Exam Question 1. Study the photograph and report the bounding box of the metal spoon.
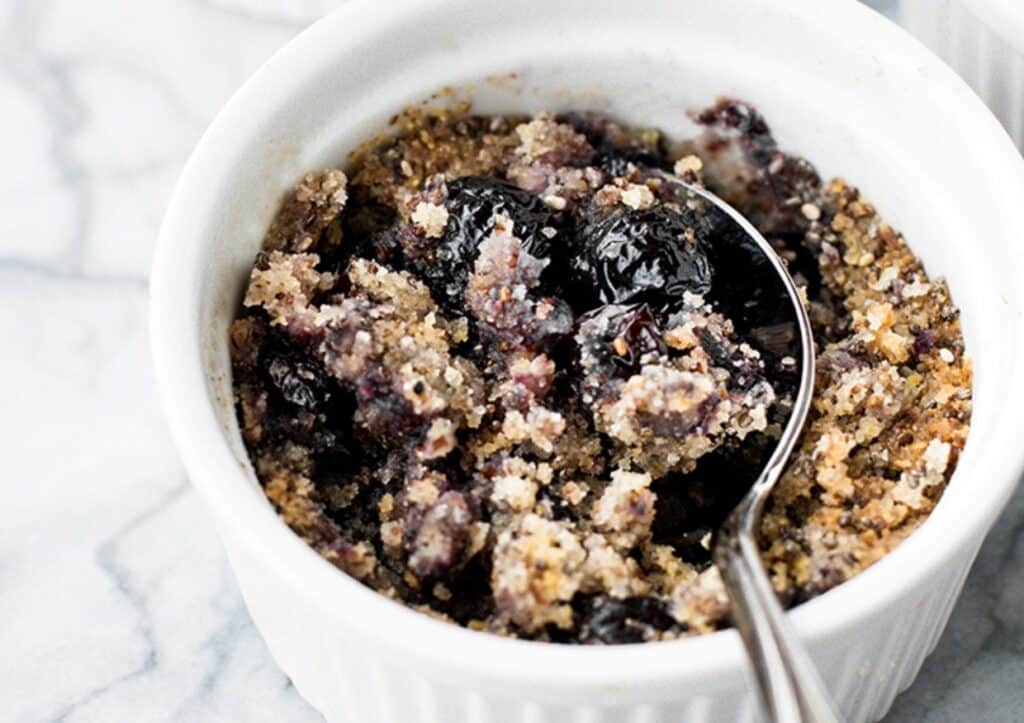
[680,182,842,723]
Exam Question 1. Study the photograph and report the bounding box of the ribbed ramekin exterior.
[221,522,981,723]
[902,0,1024,149]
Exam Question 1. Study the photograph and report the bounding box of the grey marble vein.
[50,484,190,723]
[2,0,92,274]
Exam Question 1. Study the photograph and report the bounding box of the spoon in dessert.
[680,182,841,723]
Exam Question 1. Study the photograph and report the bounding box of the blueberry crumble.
[229,100,972,642]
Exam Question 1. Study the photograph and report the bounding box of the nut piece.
[411,201,450,238]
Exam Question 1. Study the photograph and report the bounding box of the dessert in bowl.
[229,100,970,644]
[150,0,1024,720]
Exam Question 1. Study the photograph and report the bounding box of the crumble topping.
[230,99,971,642]
[263,169,348,254]
[491,513,587,631]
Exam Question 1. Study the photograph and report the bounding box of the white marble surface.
[2,1,1020,721]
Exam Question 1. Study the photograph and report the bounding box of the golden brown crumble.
[759,179,972,604]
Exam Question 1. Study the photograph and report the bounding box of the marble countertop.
[3,1,1021,721]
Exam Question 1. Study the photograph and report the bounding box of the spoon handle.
[716,532,843,723]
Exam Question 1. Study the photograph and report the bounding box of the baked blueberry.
[421,176,560,308]
[572,205,712,311]
[579,596,679,644]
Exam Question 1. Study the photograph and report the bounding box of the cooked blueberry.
[579,596,678,644]
[266,354,330,409]
[448,176,556,253]
[696,99,774,166]
[577,303,665,378]
[557,111,666,177]
[594,147,663,178]
[423,176,559,307]
[573,205,712,310]
[556,111,611,143]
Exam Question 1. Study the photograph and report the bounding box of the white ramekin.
[150,1,1024,720]
[902,0,1024,149]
